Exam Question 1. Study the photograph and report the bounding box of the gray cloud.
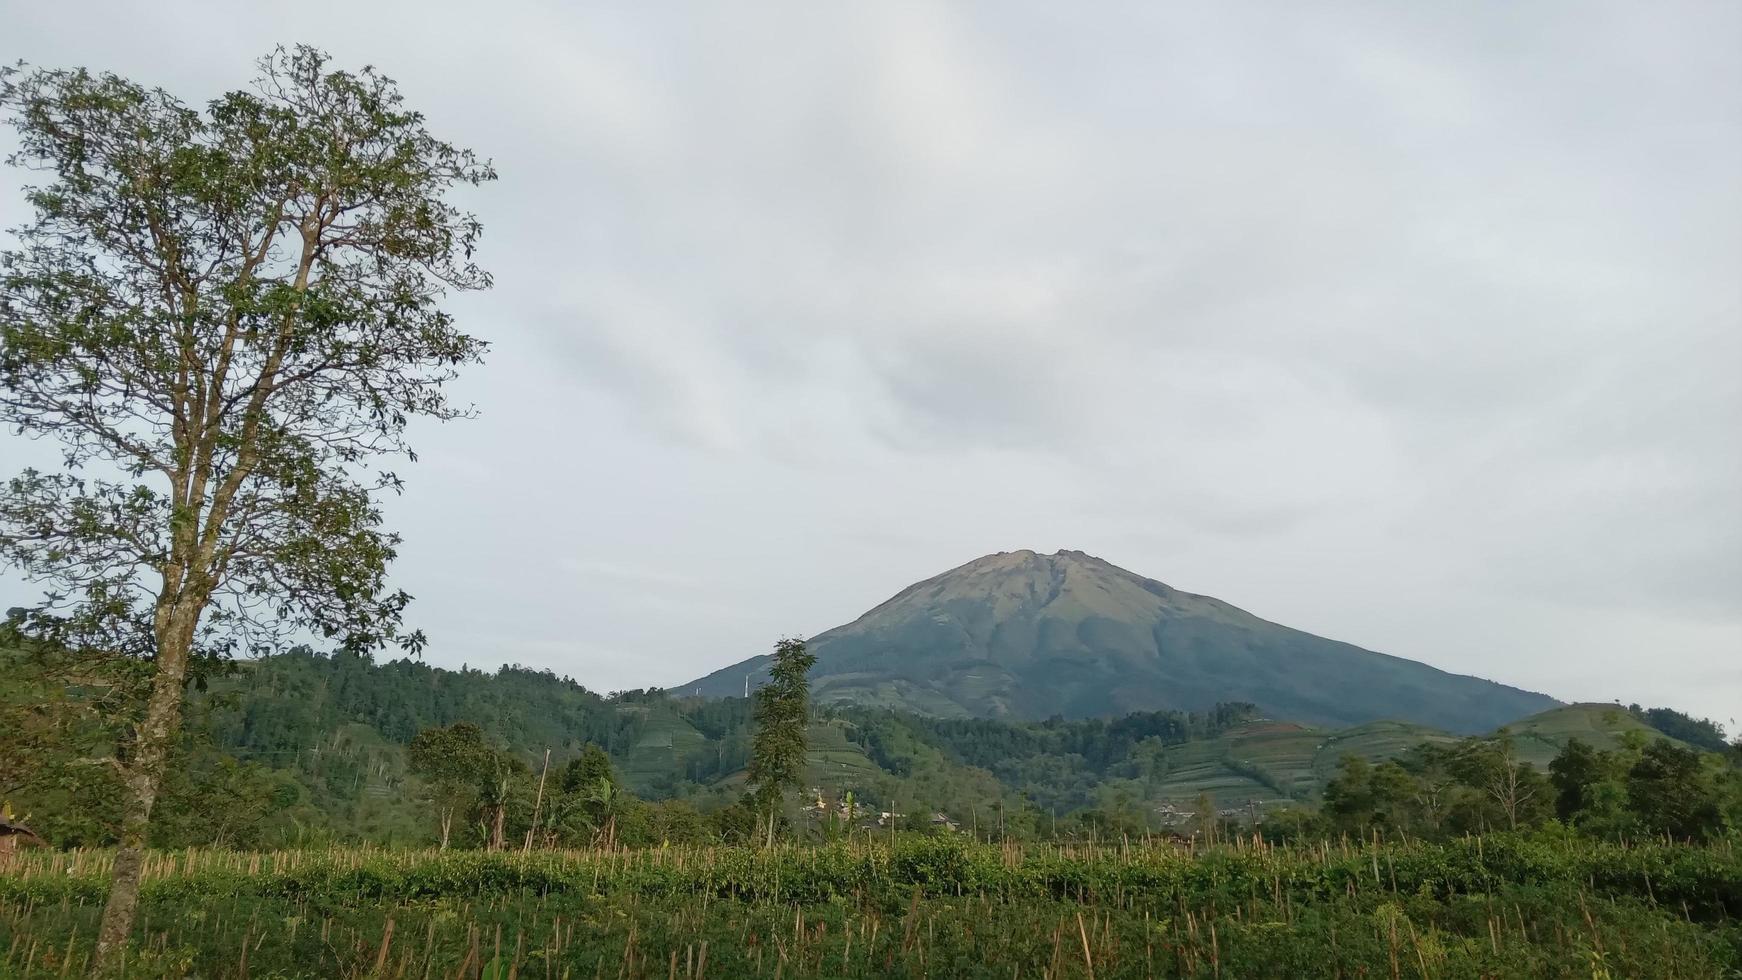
[3,0,1738,723]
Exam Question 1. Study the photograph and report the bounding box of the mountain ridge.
[682,549,1558,733]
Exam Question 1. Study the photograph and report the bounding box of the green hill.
[684,549,1557,733]
[1502,703,1686,768]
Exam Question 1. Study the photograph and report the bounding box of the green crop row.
[5,833,1738,914]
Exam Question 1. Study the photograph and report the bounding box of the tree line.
[1268,730,1742,844]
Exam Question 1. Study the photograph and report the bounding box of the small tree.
[1321,756,1373,832]
[407,722,495,849]
[1450,737,1548,832]
[1627,740,1724,841]
[746,637,815,847]
[560,744,619,796]
[1192,790,1217,845]
[0,47,493,962]
[1548,738,1605,821]
[1400,743,1460,836]
[559,744,624,847]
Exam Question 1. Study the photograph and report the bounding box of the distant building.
[0,815,39,854]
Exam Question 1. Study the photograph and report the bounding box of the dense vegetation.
[3,834,1738,977]
[5,645,1739,855]
[1630,704,1736,753]
[5,644,1740,977]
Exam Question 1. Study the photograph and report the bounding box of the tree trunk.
[94,622,193,970]
[439,807,453,850]
[524,749,550,854]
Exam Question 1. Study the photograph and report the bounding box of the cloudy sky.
[4,1,1739,725]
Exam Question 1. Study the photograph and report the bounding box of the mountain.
[681,549,1557,733]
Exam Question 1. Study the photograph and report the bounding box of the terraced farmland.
[1152,719,1459,805]
[616,705,712,792]
[802,718,887,792]
[1504,702,1684,767]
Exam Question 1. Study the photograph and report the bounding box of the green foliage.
[1,835,1738,976]
[1,45,496,955]
[746,638,816,831]
[1627,740,1730,841]
[1442,736,1553,833]
[1323,756,1422,833]
[1316,731,1742,846]
[0,44,493,664]
[560,744,619,795]
[11,643,1738,853]
[1629,704,1732,753]
[407,722,501,788]
[406,721,520,848]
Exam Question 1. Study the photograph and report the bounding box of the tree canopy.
[747,638,816,843]
[0,44,493,961]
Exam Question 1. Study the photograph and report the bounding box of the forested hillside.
[7,646,1735,851]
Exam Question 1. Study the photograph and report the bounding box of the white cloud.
[2,0,1737,721]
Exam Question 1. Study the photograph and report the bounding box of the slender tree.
[1548,738,1606,822]
[0,47,492,964]
[746,637,815,847]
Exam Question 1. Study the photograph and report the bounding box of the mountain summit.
[681,550,1555,733]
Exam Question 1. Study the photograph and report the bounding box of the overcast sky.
[4,1,1739,726]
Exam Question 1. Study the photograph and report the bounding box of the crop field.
[615,707,712,792]
[1150,719,1462,805]
[3,835,1737,978]
[1504,704,1684,769]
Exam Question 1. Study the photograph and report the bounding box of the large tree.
[746,637,816,847]
[0,46,492,964]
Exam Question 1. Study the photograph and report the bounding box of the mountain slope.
[682,549,1557,733]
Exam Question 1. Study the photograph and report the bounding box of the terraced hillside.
[613,703,711,792]
[1144,704,1713,808]
[1151,719,1459,805]
[803,719,888,792]
[1503,702,1687,768]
